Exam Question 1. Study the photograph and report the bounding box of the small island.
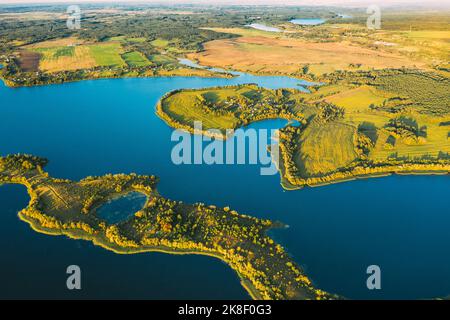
[157,69,450,189]
[0,154,336,300]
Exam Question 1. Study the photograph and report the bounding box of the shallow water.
[290,18,326,26]
[0,73,449,299]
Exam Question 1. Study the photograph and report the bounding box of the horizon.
[1,0,450,8]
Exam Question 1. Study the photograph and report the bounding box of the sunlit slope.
[294,122,358,177]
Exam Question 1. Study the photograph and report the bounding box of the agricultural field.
[122,51,152,67]
[34,46,96,72]
[20,39,127,73]
[294,121,358,177]
[16,51,40,72]
[88,42,126,67]
[324,86,393,111]
[151,38,170,48]
[148,54,178,66]
[188,27,426,78]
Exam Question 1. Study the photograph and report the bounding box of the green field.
[325,86,391,111]
[294,122,358,177]
[160,87,242,131]
[88,43,126,67]
[34,46,75,61]
[109,36,147,43]
[151,38,170,48]
[148,54,177,65]
[122,51,152,67]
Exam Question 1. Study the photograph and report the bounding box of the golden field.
[188,28,426,76]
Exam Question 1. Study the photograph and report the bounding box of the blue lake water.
[0,74,449,300]
[291,18,326,26]
[97,192,147,224]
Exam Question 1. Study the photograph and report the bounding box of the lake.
[0,73,449,300]
[290,18,326,26]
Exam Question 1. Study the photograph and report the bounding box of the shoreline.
[1,155,332,301]
[277,154,449,191]
[17,210,262,300]
[0,58,317,89]
[155,84,306,140]
[0,67,234,89]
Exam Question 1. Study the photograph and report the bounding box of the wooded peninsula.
[0,154,337,300]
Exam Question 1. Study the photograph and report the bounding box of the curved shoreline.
[17,209,261,300]
[277,134,449,190]
[157,86,449,190]
[4,178,264,300]
[0,155,335,300]
[0,67,234,89]
[156,84,306,140]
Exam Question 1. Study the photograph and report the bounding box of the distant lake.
[0,72,449,299]
[290,18,326,26]
[246,23,281,32]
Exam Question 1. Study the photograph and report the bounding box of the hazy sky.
[1,0,448,7]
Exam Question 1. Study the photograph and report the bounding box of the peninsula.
[157,69,450,189]
[0,154,337,300]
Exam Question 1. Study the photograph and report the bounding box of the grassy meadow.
[122,51,153,67]
[27,40,127,72]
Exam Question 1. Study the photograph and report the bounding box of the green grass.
[35,46,75,60]
[148,54,177,65]
[294,122,358,177]
[151,39,169,48]
[110,36,148,43]
[162,91,241,131]
[53,46,75,58]
[108,36,126,42]
[122,51,152,67]
[88,43,126,67]
[127,37,147,43]
[325,86,390,111]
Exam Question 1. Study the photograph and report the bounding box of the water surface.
[0,74,449,300]
[97,192,147,224]
[290,18,326,26]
